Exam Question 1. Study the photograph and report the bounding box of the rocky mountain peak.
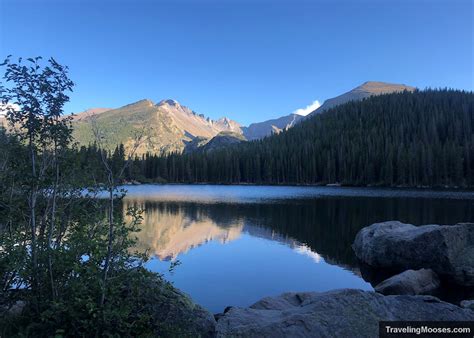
[355,81,415,94]
[72,80,416,155]
[215,117,242,133]
[158,99,180,107]
[308,81,415,116]
[217,117,231,125]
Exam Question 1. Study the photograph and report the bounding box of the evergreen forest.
[76,90,474,188]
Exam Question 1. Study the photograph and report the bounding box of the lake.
[120,184,474,313]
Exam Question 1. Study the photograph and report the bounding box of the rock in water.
[352,221,474,286]
[374,269,440,295]
[215,289,474,337]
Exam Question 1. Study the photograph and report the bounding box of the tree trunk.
[100,174,114,308]
[48,146,60,300]
[28,132,39,311]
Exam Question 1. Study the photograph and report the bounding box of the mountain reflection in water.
[127,201,244,261]
[125,199,330,265]
[125,197,474,267]
[119,185,474,312]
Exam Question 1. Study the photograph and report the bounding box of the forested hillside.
[79,90,474,187]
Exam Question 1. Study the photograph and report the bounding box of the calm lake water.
[120,185,474,313]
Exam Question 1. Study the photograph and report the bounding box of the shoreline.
[121,180,474,192]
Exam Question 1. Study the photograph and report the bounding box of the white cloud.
[294,244,322,263]
[0,103,20,115]
[292,100,321,116]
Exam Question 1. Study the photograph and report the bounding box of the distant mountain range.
[242,113,304,141]
[72,99,242,155]
[58,81,415,155]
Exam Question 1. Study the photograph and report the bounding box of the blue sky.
[0,0,472,125]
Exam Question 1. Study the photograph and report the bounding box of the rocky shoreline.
[213,289,474,337]
[182,221,474,337]
[174,287,474,337]
[15,221,464,336]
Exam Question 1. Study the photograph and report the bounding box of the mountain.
[309,81,415,116]
[7,80,416,155]
[214,117,242,134]
[242,113,304,140]
[199,131,246,152]
[183,136,210,153]
[237,81,415,141]
[73,108,112,121]
[184,131,246,153]
[155,99,241,138]
[71,96,307,154]
[134,89,474,187]
[72,99,241,155]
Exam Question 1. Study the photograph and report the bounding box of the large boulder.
[151,284,216,337]
[374,269,440,295]
[461,300,474,310]
[215,289,474,337]
[132,274,216,337]
[352,221,474,286]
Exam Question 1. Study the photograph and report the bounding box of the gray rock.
[215,289,474,338]
[352,221,474,286]
[461,300,474,310]
[133,274,216,337]
[374,269,440,295]
[151,283,216,337]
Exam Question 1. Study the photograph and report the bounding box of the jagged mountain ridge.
[154,99,241,138]
[71,103,306,153]
[72,99,241,155]
[71,81,415,155]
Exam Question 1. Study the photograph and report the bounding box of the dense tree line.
[82,89,473,188]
